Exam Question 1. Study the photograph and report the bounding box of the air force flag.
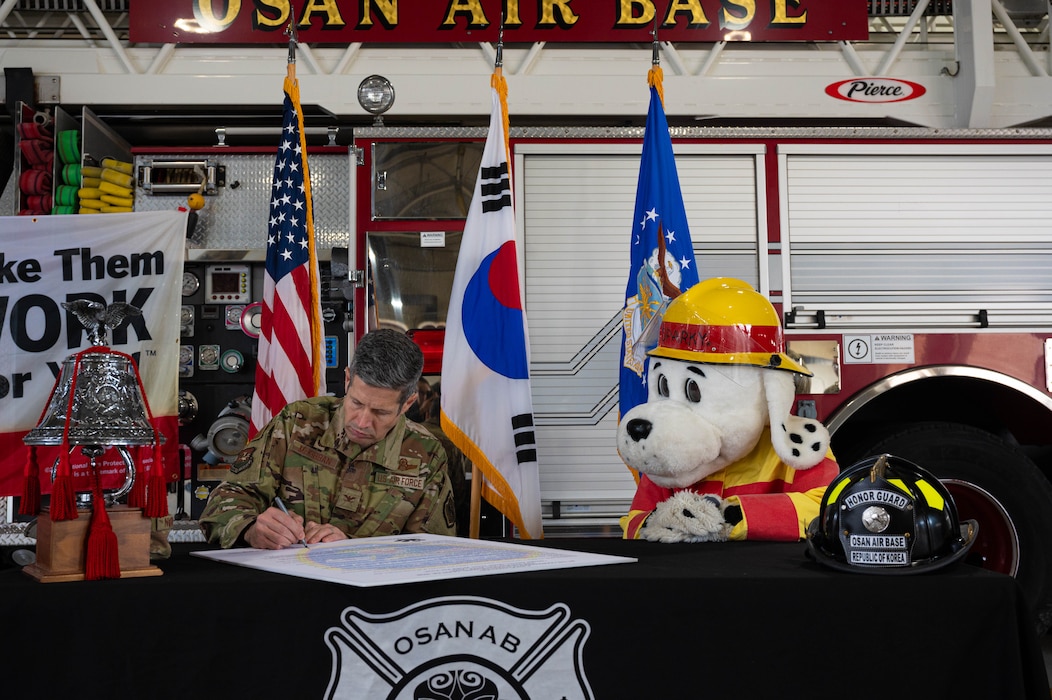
[619,82,700,420]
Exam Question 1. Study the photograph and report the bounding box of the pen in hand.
[273,497,309,548]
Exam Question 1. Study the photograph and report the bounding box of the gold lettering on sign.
[771,0,807,26]
[195,0,242,31]
[357,0,397,28]
[441,0,490,28]
[189,0,821,39]
[299,0,347,27]
[504,0,522,27]
[538,0,579,28]
[254,0,290,30]
[720,0,756,31]
[616,0,656,26]
[664,0,709,28]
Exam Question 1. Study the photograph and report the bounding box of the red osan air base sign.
[129,0,869,44]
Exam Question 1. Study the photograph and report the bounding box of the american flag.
[250,74,326,435]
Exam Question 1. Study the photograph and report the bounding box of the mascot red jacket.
[619,278,839,542]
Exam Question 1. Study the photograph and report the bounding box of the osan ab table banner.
[0,210,187,497]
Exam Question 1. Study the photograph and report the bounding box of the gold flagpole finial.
[286,20,298,66]
[492,15,509,160]
[648,18,664,105]
[651,19,660,66]
[495,21,504,70]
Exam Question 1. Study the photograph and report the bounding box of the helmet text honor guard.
[806,454,978,574]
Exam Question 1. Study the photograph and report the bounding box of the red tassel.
[22,365,63,517]
[127,445,147,509]
[19,446,41,515]
[121,351,168,519]
[50,352,82,521]
[85,464,120,580]
[145,443,168,518]
[49,449,78,521]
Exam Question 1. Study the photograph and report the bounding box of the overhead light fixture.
[358,75,395,125]
[214,126,338,146]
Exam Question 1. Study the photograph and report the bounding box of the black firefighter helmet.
[806,453,978,574]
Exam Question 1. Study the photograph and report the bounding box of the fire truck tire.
[858,421,1052,635]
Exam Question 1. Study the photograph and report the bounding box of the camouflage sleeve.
[406,441,458,537]
[197,411,290,548]
[442,441,470,535]
[420,421,470,535]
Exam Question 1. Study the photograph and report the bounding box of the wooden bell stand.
[23,505,162,582]
[22,445,162,582]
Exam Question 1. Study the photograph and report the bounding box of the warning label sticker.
[843,334,915,364]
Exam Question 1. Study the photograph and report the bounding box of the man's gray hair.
[348,329,424,403]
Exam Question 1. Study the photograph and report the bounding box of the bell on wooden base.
[24,349,157,505]
[20,300,167,581]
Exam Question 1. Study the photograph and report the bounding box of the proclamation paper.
[191,534,636,587]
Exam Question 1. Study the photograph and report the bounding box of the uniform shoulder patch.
[443,491,457,530]
[229,447,256,474]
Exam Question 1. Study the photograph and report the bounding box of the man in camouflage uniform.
[199,329,457,549]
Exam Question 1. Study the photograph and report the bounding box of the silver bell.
[23,350,157,448]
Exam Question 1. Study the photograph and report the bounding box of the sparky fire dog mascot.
[619,278,839,542]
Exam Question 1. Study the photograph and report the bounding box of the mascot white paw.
[638,491,732,543]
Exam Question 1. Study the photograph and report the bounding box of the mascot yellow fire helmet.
[648,277,810,375]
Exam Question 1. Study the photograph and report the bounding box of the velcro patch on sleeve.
[443,491,457,529]
[229,447,256,474]
[290,442,340,469]
[374,473,426,490]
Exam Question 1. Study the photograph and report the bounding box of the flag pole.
[251,12,326,434]
[469,459,482,539]
[648,20,664,106]
[286,19,297,78]
[285,16,325,395]
[492,24,510,163]
[618,17,700,470]
[468,22,508,539]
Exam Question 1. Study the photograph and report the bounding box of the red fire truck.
[3,0,1052,631]
[346,127,1052,635]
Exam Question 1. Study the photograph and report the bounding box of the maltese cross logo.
[324,596,594,699]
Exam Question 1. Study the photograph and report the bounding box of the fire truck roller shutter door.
[853,421,1052,636]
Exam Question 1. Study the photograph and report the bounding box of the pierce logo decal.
[825,78,926,103]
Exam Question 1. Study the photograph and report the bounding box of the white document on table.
[191,533,636,587]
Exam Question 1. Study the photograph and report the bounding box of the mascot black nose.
[626,418,652,442]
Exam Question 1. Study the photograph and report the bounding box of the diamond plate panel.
[0,171,16,217]
[0,498,32,546]
[133,152,350,254]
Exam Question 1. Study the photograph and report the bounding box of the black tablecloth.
[1,538,1047,699]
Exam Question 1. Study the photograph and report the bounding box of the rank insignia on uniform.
[398,456,422,470]
[229,447,255,474]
